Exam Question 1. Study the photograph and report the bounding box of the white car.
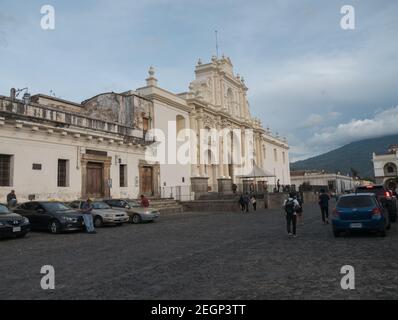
[68,200,129,227]
[104,199,160,224]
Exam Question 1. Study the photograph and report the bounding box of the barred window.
[57,159,68,187]
[120,164,127,187]
[0,155,11,187]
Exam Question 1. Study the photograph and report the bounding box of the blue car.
[332,193,391,237]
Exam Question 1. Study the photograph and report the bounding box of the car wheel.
[132,214,142,224]
[94,216,103,228]
[333,229,340,238]
[49,220,61,234]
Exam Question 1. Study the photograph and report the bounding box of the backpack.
[285,199,295,215]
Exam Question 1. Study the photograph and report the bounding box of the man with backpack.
[283,192,300,237]
[318,189,330,224]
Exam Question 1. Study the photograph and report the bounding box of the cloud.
[301,114,324,128]
[300,111,341,129]
[310,106,398,148]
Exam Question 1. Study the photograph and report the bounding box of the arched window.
[176,115,185,135]
[384,163,397,176]
[204,127,216,165]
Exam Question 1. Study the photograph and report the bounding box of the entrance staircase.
[149,198,184,215]
[197,193,240,200]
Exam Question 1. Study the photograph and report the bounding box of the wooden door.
[87,162,104,197]
[140,166,153,196]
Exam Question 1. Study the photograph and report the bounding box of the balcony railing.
[0,96,154,145]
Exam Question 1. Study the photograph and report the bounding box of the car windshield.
[92,202,111,209]
[0,205,10,214]
[127,200,140,207]
[42,202,71,211]
[337,196,375,208]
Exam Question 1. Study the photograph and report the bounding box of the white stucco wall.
[373,153,398,178]
[151,100,192,190]
[0,125,144,202]
[262,140,291,186]
[291,174,354,193]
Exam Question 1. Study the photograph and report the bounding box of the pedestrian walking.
[238,194,245,212]
[283,192,300,237]
[140,194,150,208]
[6,190,17,208]
[318,189,330,224]
[244,192,250,213]
[81,198,96,234]
[251,195,257,211]
[296,192,304,225]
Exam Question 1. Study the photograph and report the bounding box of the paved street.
[1,202,398,300]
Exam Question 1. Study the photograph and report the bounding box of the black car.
[0,203,30,239]
[355,185,397,222]
[13,201,85,234]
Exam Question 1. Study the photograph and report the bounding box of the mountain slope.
[290,135,398,178]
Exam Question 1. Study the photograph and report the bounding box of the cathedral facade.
[0,57,290,202]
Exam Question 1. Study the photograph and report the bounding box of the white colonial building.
[0,56,290,202]
[373,145,398,190]
[291,170,355,194]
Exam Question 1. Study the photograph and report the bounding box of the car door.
[18,202,40,229]
[108,200,125,210]
[35,204,54,230]
[13,203,31,222]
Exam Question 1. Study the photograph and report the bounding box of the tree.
[350,167,360,179]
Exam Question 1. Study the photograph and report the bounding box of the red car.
[355,185,397,222]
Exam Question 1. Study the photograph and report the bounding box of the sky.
[1,0,398,162]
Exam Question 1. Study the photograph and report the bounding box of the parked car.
[0,203,30,239]
[355,185,397,222]
[104,199,160,224]
[13,201,84,234]
[332,193,390,237]
[68,200,129,227]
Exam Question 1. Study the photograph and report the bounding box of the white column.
[198,115,205,177]
[218,121,224,178]
[190,111,199,177]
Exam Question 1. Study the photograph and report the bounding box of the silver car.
[68,200,129,227]
[104,199,160,224]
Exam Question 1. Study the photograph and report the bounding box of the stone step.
[146,198,184,214]
[159,206,184,215]
[198,193,240,200]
